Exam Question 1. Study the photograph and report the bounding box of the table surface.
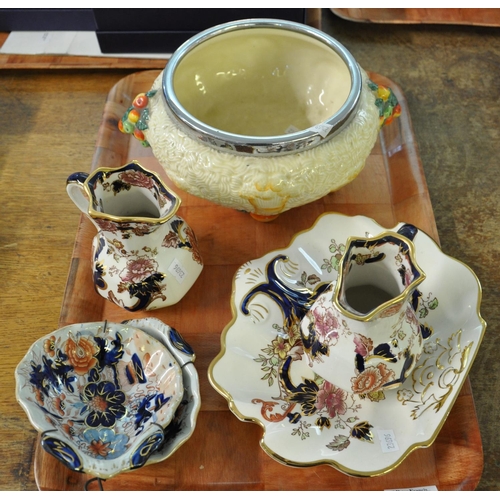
[1,9,499,491]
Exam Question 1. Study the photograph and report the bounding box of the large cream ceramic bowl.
[136,19,396,219]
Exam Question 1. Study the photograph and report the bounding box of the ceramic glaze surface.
[161,19,364,155]
[66,161,203,310]
[300,230,426,395]
[124,318,201,466]
[146,70,379,216]
[15,322,184,479]
[208,213,486,476]
[173,27,351,136]
[120,20,401,217]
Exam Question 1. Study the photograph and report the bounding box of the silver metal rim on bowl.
[162,18,362,156]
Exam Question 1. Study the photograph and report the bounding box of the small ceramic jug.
[66,161,203,311]
[300,224,426,395]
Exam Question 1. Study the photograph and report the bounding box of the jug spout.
[66,161,180,228]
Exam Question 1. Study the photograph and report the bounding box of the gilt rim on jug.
[334,231,427,322]
[67,161,181,224]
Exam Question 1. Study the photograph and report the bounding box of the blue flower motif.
[93,332,125,372]
[134,392,171,432]
[29,352,76,398]
[81,380,126,428]
[83,428,129,460]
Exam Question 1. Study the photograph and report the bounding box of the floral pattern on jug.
[242,244,440,453]
[67,161,203,311]
[300,227,428,395]
[208,213,485,474]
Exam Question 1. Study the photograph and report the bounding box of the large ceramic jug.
[300,224,426,395]
[66,161,203,311]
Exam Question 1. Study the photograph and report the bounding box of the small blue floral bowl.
[15,321,184,479]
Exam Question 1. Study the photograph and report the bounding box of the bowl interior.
[173,27,352,136]
[15,322,184,477]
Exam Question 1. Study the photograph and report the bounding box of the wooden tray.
[331,8,500,27]
[34,70,483,490]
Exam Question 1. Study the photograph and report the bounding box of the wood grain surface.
[29,70,483,491]
[331,8,500,26]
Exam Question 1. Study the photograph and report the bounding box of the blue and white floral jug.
[66,161,203,311]
[300,225,426,396]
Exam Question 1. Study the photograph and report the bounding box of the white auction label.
[310,123,334,138]
[168,258,188,284]
[377,429,400,453]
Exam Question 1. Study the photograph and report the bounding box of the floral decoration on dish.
[124,317,201,465]
[209,213,485,477]
[15,322,184,479]
[299,224,428,397]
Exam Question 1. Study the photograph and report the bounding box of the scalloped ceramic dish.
[124,317,201,465]
[15,322,184,479]
[209,213,486,477]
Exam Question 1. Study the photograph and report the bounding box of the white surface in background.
[0,31,171,58]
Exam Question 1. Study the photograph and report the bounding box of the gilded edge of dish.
[147,363,202,467]
[207,211,487,478]
[131,318,202,467]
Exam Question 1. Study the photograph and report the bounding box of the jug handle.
[397,223,418,241]
[66,172,90,214]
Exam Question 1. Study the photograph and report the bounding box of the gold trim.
[333,232,426,322]
[41,434,85,474]
[207,211,486,478]
[74,160,181,224]
[16,320,190,480]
